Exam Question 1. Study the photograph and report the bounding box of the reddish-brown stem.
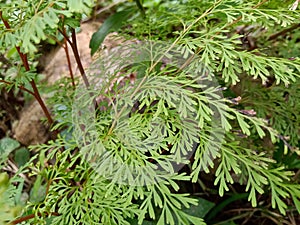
[58,28,72,45]
[30,80,54,125]
[268,23,300,41]
[58,28,98,109]
[0,11,54,126]
[0,79,35,95]
[58,28,90,88]
[0,11,10,28]
[70,28,90,88]
[9,212,60,225]
[62,28,76,88]
[10,214,35,225]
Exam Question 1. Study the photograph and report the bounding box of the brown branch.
[0,11,11,28]
[9,212,60,225]
[45,32,76,88]
[10,214,35,225]
[70,28,90,88]
[58,28,90,88]
[0,79,35,95]
[64,43,76,88]
[58,27,99,110]
[30,80,54,125]
[62,28,76,88]
[268,23,300,41]
[58,28,73,46]
[58,27,100,112]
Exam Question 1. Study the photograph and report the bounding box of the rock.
[13,101,50,146]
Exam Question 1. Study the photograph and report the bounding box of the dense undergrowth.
[0,0,300,224]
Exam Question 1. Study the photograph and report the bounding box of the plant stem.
[9,212,60,225]
[62,27,76,89]
[58,27,99,112]
[268,23,300,41]
[58,27,91,89]
[29,80,54,125]
[0,11,54,126]
[16,47,54,125]
[0,80,35,96]
[70,28,90,88]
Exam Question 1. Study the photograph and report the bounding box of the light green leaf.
[0,137,20,162]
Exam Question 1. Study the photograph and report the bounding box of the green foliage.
[90,9,134,55]
[0,0,94,53]
[0,137,20,164]
[0,0,300,225]
[0,172,24,225]
[240,77,300,146]
[14,147,30,168]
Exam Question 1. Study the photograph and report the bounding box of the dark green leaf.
[183,197,215,218]
[89,10,132,55]
[127,218,157,225]
[134,0,145,16]
[64,17,81,29]
[206,193,248,221]
[14,147,30,167]
[30,175,46,203]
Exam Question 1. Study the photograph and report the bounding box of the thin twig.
[4,159,31,184]
[70,28,90,88]
[268,23,300,41]
[59,28,90,88]
[58,28,98,110]
[0,79,35,96]
[9,212,60,225]
[58,28,73,46]
[62,28,76,88]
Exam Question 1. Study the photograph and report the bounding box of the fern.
[0,0,93,53]
[1,0,300,224]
